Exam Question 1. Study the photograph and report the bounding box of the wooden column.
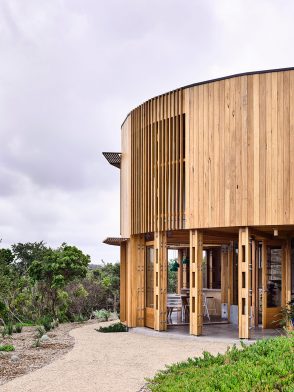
[154,232,167,331]
[126,236,137,327]
[238,228,251,339]
[177,249,183,294]
[283,240,292,330]
[190,229,203,335]
[227,242,234,321]
[251,239,259,327]
[120,242,127,323]
[261,240,267,329]
[136,235,145,327]
[221,246,228,305]
[283,240,292,305]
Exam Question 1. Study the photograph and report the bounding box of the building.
[103,67,294,339]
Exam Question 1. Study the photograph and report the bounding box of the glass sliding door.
[263,246,282,328]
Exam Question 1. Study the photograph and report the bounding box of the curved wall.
[121,69,294,237]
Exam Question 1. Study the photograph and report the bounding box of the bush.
[2,323,13,336]
[14,323,23,333]
[0,344,15,352]
[148,334,294,391]
[37,316,53,332]
[92,309,111,322]
[96,322,128,333]
[35,325,46,338]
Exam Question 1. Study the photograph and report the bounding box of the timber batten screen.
[131,89,186,235]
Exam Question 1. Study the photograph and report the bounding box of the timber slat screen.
[131,89,186,234]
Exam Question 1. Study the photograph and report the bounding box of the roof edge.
[121,66,294,127]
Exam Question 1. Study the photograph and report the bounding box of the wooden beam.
[190,230,203,335]
[154,232,167,331]
[238,227,251,339]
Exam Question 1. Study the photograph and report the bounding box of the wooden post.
[261,240,267,329]
[208,250,213,289]
[177,249,183,294]
[154,232,167,331]
[221,246,228,305]
[238,228,251,339]
[227,242,234,322]
[190,229,203,335]
[136,235,145,327]
[126,236,138,327]
[120,242,127,323]
[251,239,258,327]
[283,239,292,329]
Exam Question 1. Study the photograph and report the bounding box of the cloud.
[0,0,293,261]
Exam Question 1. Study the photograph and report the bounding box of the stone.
[11,354,20,362]
[40,334,50,342]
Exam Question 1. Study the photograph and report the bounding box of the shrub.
[37,316,53,332]
[148,334,294,392]
[93,309,111,322]
[0,344,15,352]
[73,314,87,323]
[96,322,128,333]
[2,323,13,336]
[35,325,46,338]
[14,323,23,333]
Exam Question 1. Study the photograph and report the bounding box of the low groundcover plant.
[147,334,294,392]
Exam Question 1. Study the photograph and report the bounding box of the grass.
[147,334,294,392]
[96,322,128,333]
[0,344,15,352]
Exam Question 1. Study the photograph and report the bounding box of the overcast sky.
[0,0,293,263]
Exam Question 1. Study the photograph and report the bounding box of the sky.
[0,0,293,263]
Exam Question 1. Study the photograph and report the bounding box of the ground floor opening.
[118,226,294,339]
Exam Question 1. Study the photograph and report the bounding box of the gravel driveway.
[2,322,231,392]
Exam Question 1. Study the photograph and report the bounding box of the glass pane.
[146,247,154,308]
[267,247,282,308]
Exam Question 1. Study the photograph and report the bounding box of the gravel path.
[2,322,231,392]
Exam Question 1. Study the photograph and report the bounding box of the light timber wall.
[122,69,294,236]
[186,70,294,230]
[121,116,132,238]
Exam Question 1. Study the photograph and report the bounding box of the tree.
[28,244,90,316]
[11,241,48,274]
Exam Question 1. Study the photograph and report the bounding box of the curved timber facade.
[104,68,294,339]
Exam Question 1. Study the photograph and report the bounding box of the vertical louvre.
[131,89,185,234]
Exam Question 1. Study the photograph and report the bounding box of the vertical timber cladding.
[130,89,186,235]
[187,70,294,230]
[189,230,203,335]
[154,232,167,331]
[238,228,252,339]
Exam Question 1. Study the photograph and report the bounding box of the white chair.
[167,294,182,323]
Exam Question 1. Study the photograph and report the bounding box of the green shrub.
[3,323,13,336]
[93,309,111,321]
[0,344,15,352]
[14,323,23,333]
[148,334,294,391]
[73,314,87,323]
[37,316,53,332]
[96,322,128,333]
[35,325,46,338]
